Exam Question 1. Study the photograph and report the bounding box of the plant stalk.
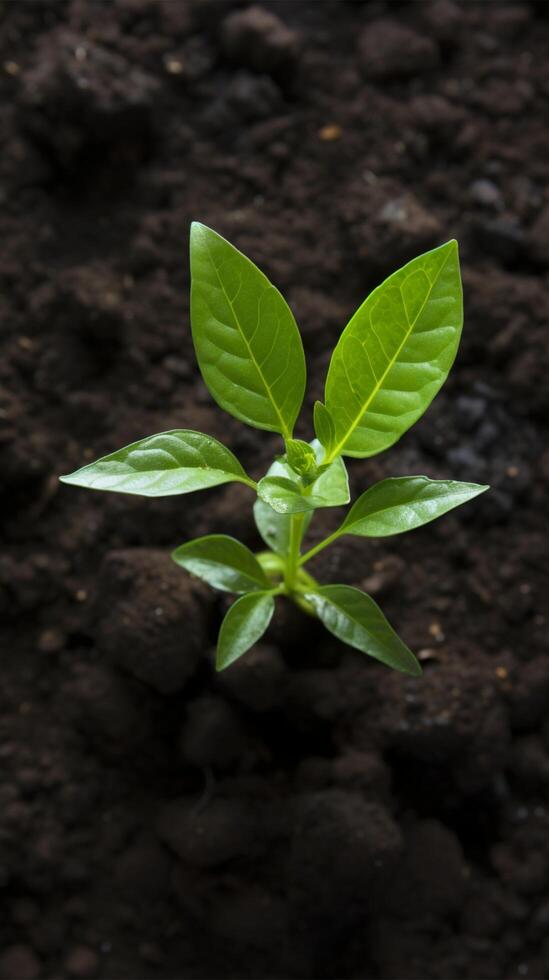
[284,513,305,591]
[298,528,341,567]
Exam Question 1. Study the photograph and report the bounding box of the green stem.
[238,476,258,491]
[268,584,286,597]
[298,529,342,567]
[284,513,305,591]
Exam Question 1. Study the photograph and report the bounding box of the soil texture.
[1,2,549,978]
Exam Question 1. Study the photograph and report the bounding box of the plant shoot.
[61,224,488,674]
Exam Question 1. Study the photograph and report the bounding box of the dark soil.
[1,2,549,978]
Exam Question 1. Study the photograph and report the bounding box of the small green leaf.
[254,497,295,556]
[257,475,314,515]
[59,430,253,497]
[305,585,421,676]
[257,440,350,515]
[190,222,306,439]
[313,401,335,454]
[325,240,463,459]
[340,476,489,537]
[310,446,349,505]
[255,550,286,582]
[253,456,313,555]
[257,453,349,515]
[216,591,275,670]
[285,439,317,477]
[172,535,270,593]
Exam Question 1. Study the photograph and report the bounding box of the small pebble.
[470,178,503,208]
[164,58,183,75]
[319,124,342,141]
[38,628,66,653]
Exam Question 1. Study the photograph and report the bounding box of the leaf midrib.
[327,247,453,461]
[204,236,291,440]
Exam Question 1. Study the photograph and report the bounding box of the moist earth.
[1,2,549,978]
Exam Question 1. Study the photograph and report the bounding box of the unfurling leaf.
[216,591,275,670]
[59,430,253,497]
[257,443,349,515]
[305,585,421,675]
[172,535,270,593]
[313,400,335,454]
[285,439,317,478]
[325,240,463,459]
[190,222,306,439]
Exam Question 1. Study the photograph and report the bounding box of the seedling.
[61,224,488,674]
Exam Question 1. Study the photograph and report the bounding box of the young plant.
[60,223,488,675]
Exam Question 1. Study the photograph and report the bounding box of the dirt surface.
[1,1,549,978]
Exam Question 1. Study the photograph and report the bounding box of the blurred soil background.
[1,1,549,978]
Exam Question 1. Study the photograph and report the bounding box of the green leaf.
[59,430,253,497]
[325,240,463,459]
[285,439,317,478]
[216,591,275,670]
[257,444,349,515]
[190,223,306,439]
[313,401,335,454]
[254,496,295,556]
[172,535,270,593]
[257,475,314,515]
[305,585,421,676]
[253,456,313,555]
[340,476,489,537]
[311,446,350,505]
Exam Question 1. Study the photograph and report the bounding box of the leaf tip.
[215,644,234,672]
[190,220,206,241]
[471,483,490,498]
[59,472,79,486]
[431,238,459,263]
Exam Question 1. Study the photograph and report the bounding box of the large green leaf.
[253,456,313,555]
[216,591,275,670]
[256,441,349,515]
[340,476,489,537]
[172,535,270,593]
[190,223,306,439]
[59,430,253,497]
[325,240,463,459]
[305,585,421,676]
